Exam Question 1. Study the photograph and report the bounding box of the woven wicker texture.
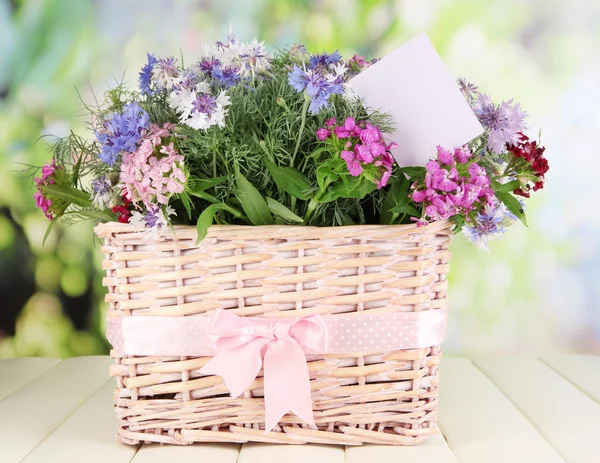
[96,220,452,445]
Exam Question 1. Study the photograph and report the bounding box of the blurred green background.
[1,0,599,358]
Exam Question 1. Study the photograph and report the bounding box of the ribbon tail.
[200,338,269,398]
[263,339,315,431]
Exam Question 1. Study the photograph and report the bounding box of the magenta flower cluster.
[410,146,494,226]
[120,123,186,210]
[316,117,396,189]
[33,159,57,220]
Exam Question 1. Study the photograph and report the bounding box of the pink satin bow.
[200,310,328,431]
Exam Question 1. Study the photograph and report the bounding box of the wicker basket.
[96,220,452,446]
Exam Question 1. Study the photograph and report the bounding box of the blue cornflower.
[199,57,221,76]
[174,68,200,91]
[309,50,342,69]
[192,94,218,115]
[288,65,343,114]
[96,102,150,165]
[212,65,241,88]
[463,202,517,251]
[139,53,158,96]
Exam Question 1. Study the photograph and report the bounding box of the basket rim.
[94,219,452,239]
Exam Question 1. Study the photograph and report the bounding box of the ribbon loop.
[200,310,327,430]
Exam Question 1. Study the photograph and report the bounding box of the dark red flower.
[112,194,132,223]
[513,188,531,198]
[532,157,549,176]
[533,180,545,192]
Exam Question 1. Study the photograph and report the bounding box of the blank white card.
[348,33,483,167]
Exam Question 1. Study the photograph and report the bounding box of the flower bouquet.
[33,32,548,445]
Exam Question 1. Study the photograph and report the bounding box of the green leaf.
[75,209,116,222]
[266,197,303,223]
[71,152,83,187]
[188,176,227,194]
[39,184,91,208]
[318,178,377,203]
[380,175,412,224]
[308,146,331,159]
[400,166,426,182]
[196,203,229,244]
[316,164,338,191]
[496,191,528,226]
[390,204,420,217]
[491,179,521,193]
[42,219,59,246]
[235,173,273,225]
[264,160,311,200]
[180,191,192,220]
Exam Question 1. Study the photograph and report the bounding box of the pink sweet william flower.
[333,117,359,139]
[316,127,331,141]
[377,169,392,189]
[341,150,362,176]
[437,146,454,165]
[454,146,472,164]
[316,117,396,188]
[33,159,57,220]
[359,123,381,144]
[411,145,491,225]
[120,123,186,210]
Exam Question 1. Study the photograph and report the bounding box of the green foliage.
[235,171,274,225]
[495,190,528,226]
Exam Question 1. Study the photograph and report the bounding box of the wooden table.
[0,355,599,463]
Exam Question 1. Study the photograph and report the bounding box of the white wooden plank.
[132,443,239,463]
[473,356,600,463]
[542,355,600,403]
[438,357,564,463]
[22,380,138,463]
[238,443,345,463]
[345,430,457,463]
[0,358,61,402]
[0,356,113,463]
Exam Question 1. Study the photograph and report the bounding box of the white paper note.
[348,33,483,167]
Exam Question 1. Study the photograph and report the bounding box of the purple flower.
[309,51,342,69]
[457,78,478,104]
[144,208,162,228]
[289,44,307,57]
[341,150,362,176]
[193,94,217,115]
[463,202,517,251]
[139,53,158,96]
[174,68,200,91]
[316,127,331,140]
[212,65,241,88]
[91,175,111,196]
[287,65,343,114]
[152,57,180,90]
[473,93,527,153]
[199,57,221,75]
[96,102,150,165]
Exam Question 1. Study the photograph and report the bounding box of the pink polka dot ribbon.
[106,309,447,357]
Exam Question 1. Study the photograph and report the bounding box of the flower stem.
[302,188,326,225]
[291,97,309,167]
